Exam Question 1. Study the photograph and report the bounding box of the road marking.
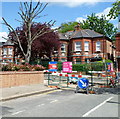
[12,110,25,115]
[50,100,58,103]
[82,96,113,117]
[44,90,62,95]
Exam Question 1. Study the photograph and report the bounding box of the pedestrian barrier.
[44,71,82,88]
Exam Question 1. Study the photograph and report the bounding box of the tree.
[59,22,78,33]
[59,14,117,40]
[9,23,60,62]
[80,13,117,40]
[107,0,120,19]
[2,1,56,63]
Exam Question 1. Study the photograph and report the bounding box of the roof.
[0,42,5,47]
[58,33,69,41]
[3,40,14,46]
[70,29,103,39]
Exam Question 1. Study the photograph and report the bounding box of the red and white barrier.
[58,74,82,78]
[44,70,82,78]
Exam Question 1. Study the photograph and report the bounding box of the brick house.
[0,40,22,64]
[116,32,120,71]
[53,25,114,64]
[0,26,116,65]
[0,42,5,62]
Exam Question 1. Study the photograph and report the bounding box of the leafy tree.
[59,22,78,33]
[9,23,60,62]
[59,14,117,40]
[107,0,120,19]
[2,1,57,63]
[80,13,117,40]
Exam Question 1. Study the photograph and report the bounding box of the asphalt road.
[1,89,119,117]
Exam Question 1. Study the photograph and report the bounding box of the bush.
[1,63,45,71]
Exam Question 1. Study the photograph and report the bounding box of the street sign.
[48,61,57,72]
[77,78,89,89]
[62,62,72,73]
[107,63,114,72]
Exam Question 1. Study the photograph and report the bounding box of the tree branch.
[2,17,26,57]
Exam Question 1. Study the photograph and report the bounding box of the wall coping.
[0,71,44,75]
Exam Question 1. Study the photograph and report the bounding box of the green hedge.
[36,60,113,72]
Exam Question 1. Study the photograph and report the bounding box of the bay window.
[3,48,7,55]
[84,41,89,51]
[75,42,81,51]
[8,48,13,55]
[96,41,101,51]
[61,44,65,52]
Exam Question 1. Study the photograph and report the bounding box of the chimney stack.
[74,23,81,31]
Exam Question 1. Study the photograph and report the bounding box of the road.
[1,89,119,117]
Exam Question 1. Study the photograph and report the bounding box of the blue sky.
[0,0,118,42]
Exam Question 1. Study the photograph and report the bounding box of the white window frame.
[3,48,7,55]
[75,42,81,51]
[61,44,66,52]
[8,59,12,62]
[96,41,101,51]
[8,48,13,55]
[84,41,89,51]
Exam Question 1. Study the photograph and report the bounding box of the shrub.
[34,65,46,71]
[1,63,45,71]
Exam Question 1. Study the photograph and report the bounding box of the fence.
[43,61,117,88]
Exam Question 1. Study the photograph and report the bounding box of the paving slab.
[0,84,56,101]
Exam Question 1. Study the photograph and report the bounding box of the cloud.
[76,17,86,23]
[96,7,111,20]
[43,0,116,7]
[75,7,117,26]
[0,32,8,42]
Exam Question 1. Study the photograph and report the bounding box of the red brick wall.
[0,71,44,88]
[58,41,69,61]
[56,37,113,63]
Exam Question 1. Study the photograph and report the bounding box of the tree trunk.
[25,44,32,63]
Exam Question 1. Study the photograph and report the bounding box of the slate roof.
[3,40,14,46]
[58,33,69,41]
[59,29,105,41]
[0,42,5,47]
[70,29,103,39]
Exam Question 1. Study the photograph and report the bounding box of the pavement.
[0,83,58,101]
[1,78,120,102]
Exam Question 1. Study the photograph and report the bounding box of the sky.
[0,0,118,42]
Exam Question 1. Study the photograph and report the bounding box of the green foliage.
[72,64,90,72]
[91,62,104,71]
[107,0,120,19]
[105,59,113,63]
[57,62,62,71]
[59,13,117,40]
[80,13,117,40]
[59,22,78,33]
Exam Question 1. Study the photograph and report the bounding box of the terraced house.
[53,25,115,64]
